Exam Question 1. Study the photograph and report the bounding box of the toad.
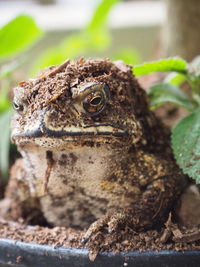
[5,58,185,240]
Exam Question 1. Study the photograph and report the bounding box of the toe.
[107,212,127,232]
[83,215,111,242]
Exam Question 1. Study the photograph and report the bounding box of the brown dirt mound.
[0,214,200,261]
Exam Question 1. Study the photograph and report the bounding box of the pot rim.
[0,238,200,267]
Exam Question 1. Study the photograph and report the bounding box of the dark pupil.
[13,102,23,111]
[90,96,102,105]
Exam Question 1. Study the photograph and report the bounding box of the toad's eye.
[13,101,24,112]
[90,96,102,105]
[83,90,106,115]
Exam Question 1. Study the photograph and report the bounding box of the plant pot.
[0,238,200,267]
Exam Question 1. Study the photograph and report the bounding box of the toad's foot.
[82,211,131,243]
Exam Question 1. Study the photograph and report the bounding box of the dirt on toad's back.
[22,58,139,112]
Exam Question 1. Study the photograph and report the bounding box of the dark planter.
[0,238,200,267]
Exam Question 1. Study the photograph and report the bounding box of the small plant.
[133,57,200,183]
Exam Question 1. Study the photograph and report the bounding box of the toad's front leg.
[82,174,185,243]
[0,159,44,224]
[82,210,132,243]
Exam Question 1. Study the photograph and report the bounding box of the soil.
[0,213,200,261]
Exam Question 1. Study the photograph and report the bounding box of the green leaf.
[133,57,188,76]
[164,72,186,86]
[148,83,196,111]
[0,95,10,114]
[86,0,120,33]
[0,15,42,61]
[0,110,12,178]
[172,108,200,184]
[0,84,12,114]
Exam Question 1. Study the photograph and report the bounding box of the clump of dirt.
[20,58,142,114]
[0,214,200,261]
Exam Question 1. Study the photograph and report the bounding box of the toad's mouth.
[12,108,131,142]
[12,122,129,140]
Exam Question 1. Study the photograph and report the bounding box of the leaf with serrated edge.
[172,109,200,184]
[133,57,188,76]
